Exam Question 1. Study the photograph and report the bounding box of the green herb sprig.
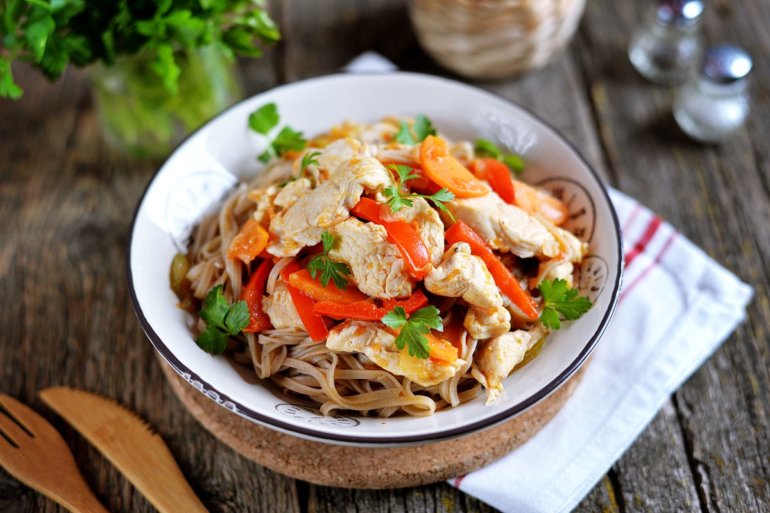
[475,139,525,174]
[381,306,443,359]
[0,1,280,99]
[395,114,436,145]
[538,278,593,330]
[300,150,321,171]
[196,285,249,355]
[307,231,351,289]
[249,102,307,162]
[383,164,455,220]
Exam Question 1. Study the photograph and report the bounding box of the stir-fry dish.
[170,105,593,417]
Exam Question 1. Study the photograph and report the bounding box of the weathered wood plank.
[576,1,770,512]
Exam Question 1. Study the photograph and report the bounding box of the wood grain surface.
[1,0,768,512]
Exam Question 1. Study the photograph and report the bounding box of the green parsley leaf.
[272,125,306,156]
[381,306,442,359]
[300,150,321,170]
[199,285,230,329]
[223,300,250,334]
[395,121,416,145]
[383,164,455,219]
[538,278,593,330]
[196,285,250,354]
[381,306,409,329]
[412,114,437,142]
[248,102,279,135]
[395,114,436,145]
[474,139,525,174]
[196,325,229,355]
[307,231,351,289]
[474,138,502,159]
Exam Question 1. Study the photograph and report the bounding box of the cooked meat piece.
[446,192,562,259]
[389,196,445,266]
[315,138,367,176]
[267,157,391,257]
[273,178,312,209]
[329,218,414,298]
[465,306,511,340]
[475,326,547,404]
[263,280,304,331]
[548,224,588,262]
[326,321,465,387]
[536,260,575,288]
[424,243,511,340]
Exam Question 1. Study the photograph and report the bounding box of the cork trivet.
[161,359,587,489]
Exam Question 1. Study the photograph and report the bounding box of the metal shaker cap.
[655,0,704,26]
[701,45,753,84]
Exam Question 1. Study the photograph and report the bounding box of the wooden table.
[2,1,768,512]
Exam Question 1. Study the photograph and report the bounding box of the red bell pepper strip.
[351,198,431,279]
[381,289,429,312]
[445,221,539,321]
[471,158,516,204]
[313,290,430,321]
[241,258,274,333]
[279,261,329,341]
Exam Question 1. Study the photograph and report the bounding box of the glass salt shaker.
[629,0,704,85]
[674,45,752,143]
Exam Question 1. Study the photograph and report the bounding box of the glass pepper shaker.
[629,0,705,85]
[674,45,752,143]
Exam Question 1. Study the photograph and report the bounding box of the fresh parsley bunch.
[0,0,280,99]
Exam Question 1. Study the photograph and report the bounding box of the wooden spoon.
[0,393,108,513]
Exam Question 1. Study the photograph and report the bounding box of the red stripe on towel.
[624,216,662,269]
[620,232,677,302]
[621,204,642,235]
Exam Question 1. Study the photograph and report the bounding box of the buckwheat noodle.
[186,176,482,418]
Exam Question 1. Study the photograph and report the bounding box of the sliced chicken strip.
[326,321,465,387]
[475,326,547,404]
[315,138,367,177]
[329,218,414,298]
[267,156,391,257]
[446,191,562,259]
[389,196,445,266]
[263,281,304,331]
[273,178,312,209]
[424,242,511,340]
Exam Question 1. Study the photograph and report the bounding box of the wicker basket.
[409,0,587,79]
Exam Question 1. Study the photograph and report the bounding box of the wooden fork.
[0,393,109,513]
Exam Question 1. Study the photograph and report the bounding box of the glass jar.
[674,45,752,143]
[628,0,704,85]
[91,45,241,159]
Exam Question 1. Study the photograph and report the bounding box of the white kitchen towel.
[344,54,754,513]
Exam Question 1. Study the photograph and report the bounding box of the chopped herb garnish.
[381,305,443,359]
[395,114,437,145]
[538,278,593,330]
[383,164,455,220]
[307,231,351,289]
[250,102,307,163]
[300,150,322,170]
[196,285,249,355]
[248,103,279,135]
[475,138,525,174]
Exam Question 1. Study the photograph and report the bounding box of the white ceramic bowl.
[128,72,622,446]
